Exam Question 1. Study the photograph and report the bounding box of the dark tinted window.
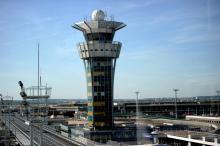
[86,33,113,42]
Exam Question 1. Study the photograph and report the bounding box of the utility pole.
[173,89,179,119]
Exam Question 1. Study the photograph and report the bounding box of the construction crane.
[18,81,29,120]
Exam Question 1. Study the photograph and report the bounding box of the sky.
[0,0,220,100]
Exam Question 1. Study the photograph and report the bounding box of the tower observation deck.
[73,9,126,131]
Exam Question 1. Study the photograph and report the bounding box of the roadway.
[162,131,220,146]
[2,113,85,146]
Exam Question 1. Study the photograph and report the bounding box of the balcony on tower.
[77,41,121,59]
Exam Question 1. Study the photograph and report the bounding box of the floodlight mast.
[173,89,179,119]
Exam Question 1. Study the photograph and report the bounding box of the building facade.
[73,9,126,131]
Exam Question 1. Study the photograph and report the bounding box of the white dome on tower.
[91,9,105,21]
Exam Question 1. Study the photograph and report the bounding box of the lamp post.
[135,91,140,118]
[173,89,179,119]
[217,91,220,115]
[135,91,141,144]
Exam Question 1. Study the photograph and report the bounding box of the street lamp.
[217,91,220,115]
[135,91,141,145]
[173,89,179,119]
[135,91,140,118]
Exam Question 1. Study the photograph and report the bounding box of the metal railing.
[77,41,122,46]
[25,86,52,98]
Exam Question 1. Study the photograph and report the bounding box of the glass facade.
[85,33,114,42]
[85,57,114,130]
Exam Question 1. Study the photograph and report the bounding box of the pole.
[30,121,33,146]
[45,83,48,124]
[38,43,40,114]
[135,91,140,145]
[173,89,179,119]
[8,97,13,134]
[38,43,43,146]
[217,91,220,115]
[135,92,140,118]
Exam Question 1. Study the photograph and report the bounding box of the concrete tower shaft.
[73,9,126,130]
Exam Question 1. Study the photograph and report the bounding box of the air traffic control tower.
[73,9,126,132]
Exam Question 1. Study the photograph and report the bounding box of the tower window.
[86,33,113,42]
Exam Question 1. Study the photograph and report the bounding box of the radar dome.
[91,9,105,21]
